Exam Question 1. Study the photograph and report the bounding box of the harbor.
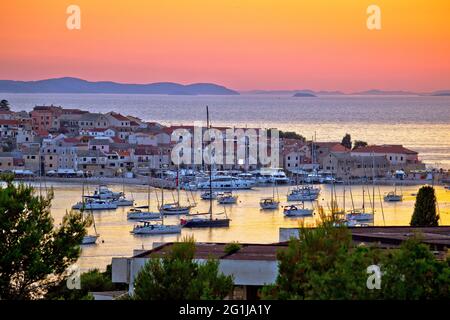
[36,181,450,272]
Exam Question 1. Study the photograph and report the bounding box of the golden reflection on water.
[37,182,450,272]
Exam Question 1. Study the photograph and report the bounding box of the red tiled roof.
[109,112,130,121]
[330,144,350,152]
[0,119,20,125]
[314,142,342,148]
[116,150,130,157]
[63,137,80,143]
[352,145,418,155]
[112,137,126,143]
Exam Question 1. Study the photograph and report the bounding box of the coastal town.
[0,102,444,184]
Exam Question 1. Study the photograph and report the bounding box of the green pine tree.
[410,185,439,227]
[0,174,90,299]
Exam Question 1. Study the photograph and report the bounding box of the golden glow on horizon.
[0,0,449,91]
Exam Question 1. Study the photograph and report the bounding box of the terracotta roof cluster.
[0,119,20,125]
[109,112,130,122]
[352,144,418,155]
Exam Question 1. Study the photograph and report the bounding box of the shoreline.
[15,176,444,187]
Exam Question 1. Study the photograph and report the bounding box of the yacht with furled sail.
[181,106,230,228]
[346,157,376,223]
[159,166,194,215]
[127,174,161,220]
[260,181,280,210]
[131,219,182,235]
[76,182,100,245]
[217,191,238,204]
[283,202,314,217]
[200,191,221,200]
[287,184,320,201]
[73,199,118,210]
[131,189,182,235]
[384,184,403,202]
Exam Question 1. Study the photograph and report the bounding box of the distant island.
[430,90,450,96]
[0,77,240,95]
[293,92,317,97]
[352,89,418,96]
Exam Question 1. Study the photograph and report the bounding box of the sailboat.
[201,191,220,200]
[131,188,182,235]
[287,172,320,201]
[384,184,403,202]
[72,182,118,210]
[159,167,193,215]
[79,182,100,245]
[217,191,238,204]
[260,181,280,209]
[127,174,161,220]
[346,156,375,223]
[283,202,314,217]
[181,106,230,228]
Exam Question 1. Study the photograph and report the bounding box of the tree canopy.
[279,131,305,142]
[0,99,10,111]
[261,218,450,300]
[410,185,439,227]
[0,175,90,299]
[353,140,368,150]
[133,237,234,300]
[341,133,352,149]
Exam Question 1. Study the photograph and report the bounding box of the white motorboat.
[82,234,99,245]
[256,168,290,184]
[114,196,134,206]
[259,198,279,209]
[346,209,374,222]
[196,175,255,190]
[287,186,320,201]
[72,199,118,210]
[132,221,181,235]
[92,185,123,200]
[217,191,238,204]
[200,191,220,200]
[127,208,161,220]
[283,204,314,217]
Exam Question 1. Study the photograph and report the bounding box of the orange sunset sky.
[1,0,449,92]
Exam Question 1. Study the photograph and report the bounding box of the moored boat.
[283,203,314,217]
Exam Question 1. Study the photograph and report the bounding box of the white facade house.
[128,133,157,146]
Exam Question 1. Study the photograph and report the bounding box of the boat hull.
[260,203,279,210]
[82,235,99,245]
[287,193,318,201]
[346,213,374,222]
[127,211,161,220]
[132,225,181,235]
[181,218,230,228]
[284,209,314,217]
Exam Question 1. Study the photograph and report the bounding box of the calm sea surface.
[4,93,450,168]
[31,182,450,272]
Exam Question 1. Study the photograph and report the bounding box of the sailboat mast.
[372,152,375,215]
[207,106,213,220]
[177,165,180,205]
[147,171,151,210]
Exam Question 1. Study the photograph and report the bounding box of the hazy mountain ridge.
[0,77,240,95]
[0,77,448,96]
